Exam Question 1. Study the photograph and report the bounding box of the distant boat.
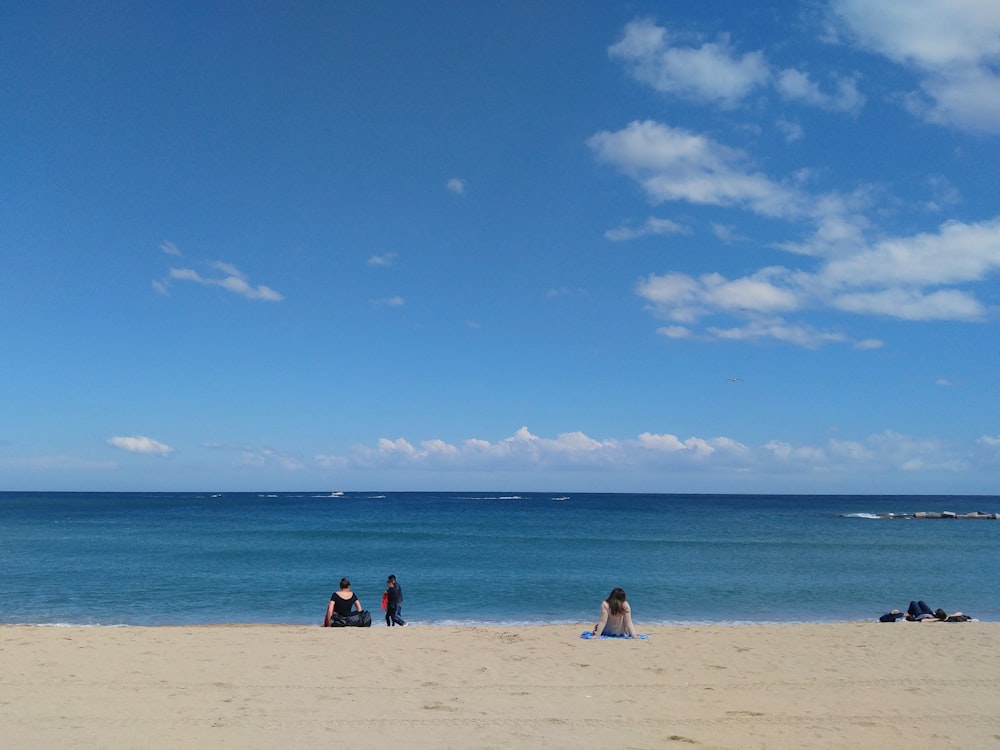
[553,496,570,501]
[330,491,345,498]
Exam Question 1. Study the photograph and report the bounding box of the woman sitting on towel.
[324,577,363,627]
[592,587,638,638]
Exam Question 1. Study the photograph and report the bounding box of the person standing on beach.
[385,574,406,627]
[592,587,637,638]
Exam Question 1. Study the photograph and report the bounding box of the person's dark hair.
[606,587,628,616]
[339,577,351,590]
[387,574,396,583]
[934,608,948,620]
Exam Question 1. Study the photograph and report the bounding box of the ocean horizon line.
[5,490,999,498]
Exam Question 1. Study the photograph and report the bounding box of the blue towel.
[580,631,648,640]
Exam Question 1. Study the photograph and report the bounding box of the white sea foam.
[456,495,524,501]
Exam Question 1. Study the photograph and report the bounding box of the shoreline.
[6,618,988,628]
[4,622,999,748]
[5,612,989,628]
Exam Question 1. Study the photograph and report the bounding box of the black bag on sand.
[329,610,372,627]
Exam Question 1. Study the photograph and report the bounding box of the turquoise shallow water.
[2,491,998,625]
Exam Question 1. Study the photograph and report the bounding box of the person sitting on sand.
[324,577,363,627]
[592,587,638,638]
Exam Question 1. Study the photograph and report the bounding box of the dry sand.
[2,622,999,749]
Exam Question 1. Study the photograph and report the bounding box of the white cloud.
[865,430,968,472]
[312,426,970,479]
[764,440,827,463]
[773,188,876,259]
[446,178,466,194]
[588,120,871,255]
[592,118,1000,342]
[211,261,242,277]
[711,223,749,244]
[166,262,283,301]
[604,216,690,241]
[546,286,587,299]
[923,175,961,213]
[609,19,770,107]
[589,120,807,218]
[775,118,804,143]
[610,18,866,116]
[204,442,304,471]
[776,69,865,113]
[377,437,418,455]
[239,446,304,471]
[830,288,985,321]
[854,338,885,350]
[338,427,635,471]
[422,438,460,456]
[634,213,1000,335]
[637,268,802,323]
[107,436,174,456]
[820,218,1000,289]
[368,253,397,267]
[371,296,405,307]
[763,430,967,472]
[655,325,693,339]
[706,320,848,349]
[160,241,182,256]
[916,64,1000,132]
[831,0,1000,68]
[831,0,1000,132]
[639,432,746,457]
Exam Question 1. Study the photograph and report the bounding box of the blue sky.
[3,1,1000,493]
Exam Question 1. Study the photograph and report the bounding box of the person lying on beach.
[879,609,905,622]
[324,577,363,627]
[906,600,937,621]
[933,609,974,622]
[591,587,638,638]
[903,600,974,622]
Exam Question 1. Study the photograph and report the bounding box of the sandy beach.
[2,622,998,749]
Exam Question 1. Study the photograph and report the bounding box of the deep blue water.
[2,491,998,626]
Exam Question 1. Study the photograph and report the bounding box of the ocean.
[2,491,998,626]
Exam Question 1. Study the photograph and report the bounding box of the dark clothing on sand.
[908,600,935,620]
[331,592,358,617]
[879,611,905,622]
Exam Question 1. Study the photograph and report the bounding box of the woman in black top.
[324,577,363,626]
